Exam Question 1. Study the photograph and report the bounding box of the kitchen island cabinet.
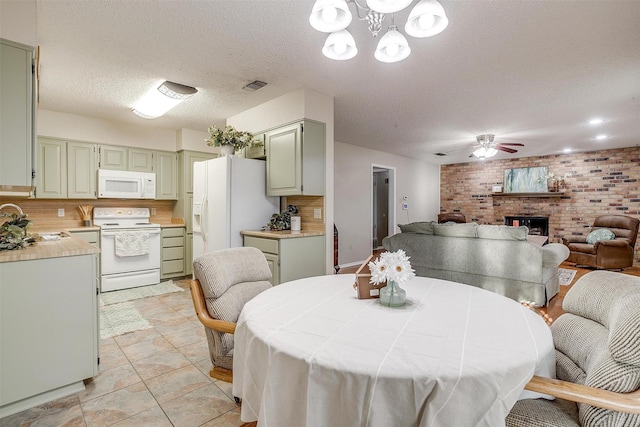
[0,237,100,417]
[242,230,325,285]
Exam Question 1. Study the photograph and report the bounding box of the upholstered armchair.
[562,215,639,269]
[190,247,272,383]
[506,271,640,426]
[437,212,466,223]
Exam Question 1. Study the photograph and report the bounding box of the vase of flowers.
[368,249,415,307]
[204,124,259,156]
[538,172,572,192]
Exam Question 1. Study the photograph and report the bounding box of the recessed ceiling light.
[562,148,572,153]
[589,118,604,125]
[595,134,608,140]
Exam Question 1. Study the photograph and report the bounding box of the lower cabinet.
[243,235,325,285]
[69,230,100,288]
[161,227,185,279]
[0,253,99,414]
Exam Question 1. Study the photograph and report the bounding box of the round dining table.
[232,274,555,427]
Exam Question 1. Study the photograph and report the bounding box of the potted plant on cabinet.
[205,124,260,156]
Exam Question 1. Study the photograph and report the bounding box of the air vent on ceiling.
[242,80,267,92]
[434,152,447,156]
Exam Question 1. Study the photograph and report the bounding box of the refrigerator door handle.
[200,194,207,242]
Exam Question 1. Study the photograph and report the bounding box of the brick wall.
[440,146,640,265]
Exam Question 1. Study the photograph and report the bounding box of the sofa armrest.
[595,239,632,249]
[562,236,587,245]
[525,376,640,414]
[542,243,570,267]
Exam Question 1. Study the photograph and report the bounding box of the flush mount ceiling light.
[309,0,448,63]
[132,80,198,119]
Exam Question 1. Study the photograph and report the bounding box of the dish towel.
[115,231,150,257]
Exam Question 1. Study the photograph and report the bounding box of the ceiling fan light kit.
[471,134,525,159]
[132,80,197,119]
[309,0,448,63]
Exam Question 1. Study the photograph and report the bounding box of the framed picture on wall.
[503,166,548,193]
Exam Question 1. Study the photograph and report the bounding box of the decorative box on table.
[353,254,386,299]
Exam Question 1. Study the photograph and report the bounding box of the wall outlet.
[314,208,322,219]
[57,208,64,217]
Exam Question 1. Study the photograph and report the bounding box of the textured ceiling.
[35,0,640,164]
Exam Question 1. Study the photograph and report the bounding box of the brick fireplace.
[439,146,640,265]
[505,216,549,236]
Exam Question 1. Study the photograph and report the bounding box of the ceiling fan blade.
[497,143,525,147]
[496,146,518,153]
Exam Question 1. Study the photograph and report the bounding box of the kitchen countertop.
[241,230,325,239]
[0,233,100,263]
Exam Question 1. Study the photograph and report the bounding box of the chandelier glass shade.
[309,0,448,63]
[323,29,358,60]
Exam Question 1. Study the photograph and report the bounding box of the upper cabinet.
[266,120,325,196]
[155,151,178,200]
[67,141,97,199]
[237,133,266,159]
[128,148,154,172]
[98,145,127,170]
[36,137,96,199]
[0,39,35,193]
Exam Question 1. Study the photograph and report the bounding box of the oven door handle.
[101,229,161,237]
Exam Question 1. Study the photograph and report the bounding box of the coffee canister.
[291,215,301,232]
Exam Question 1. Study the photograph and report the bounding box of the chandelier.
[309,0,448,63]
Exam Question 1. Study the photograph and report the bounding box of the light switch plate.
[57,208,65,217]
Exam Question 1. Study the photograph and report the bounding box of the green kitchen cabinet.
[266,120,325,196]
[0,39,35,194]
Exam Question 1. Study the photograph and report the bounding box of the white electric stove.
[94,207,161,292]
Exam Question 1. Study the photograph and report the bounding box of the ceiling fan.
[470,134,524,159]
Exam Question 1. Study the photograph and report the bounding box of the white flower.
[368,249,415,285]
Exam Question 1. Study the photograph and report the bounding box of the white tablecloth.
[233,275,555,427]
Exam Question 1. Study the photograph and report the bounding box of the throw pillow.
[477,224,529,241]
[433,222,478,238]
[586,228,616,245]
[398,221,436,235]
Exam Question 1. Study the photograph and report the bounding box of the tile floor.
[0,279,246,427]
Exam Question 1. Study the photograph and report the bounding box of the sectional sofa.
[382,222,570,306]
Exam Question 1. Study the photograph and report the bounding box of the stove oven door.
[100,228,161,292]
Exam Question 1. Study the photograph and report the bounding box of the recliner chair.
[437,212,466,223]
[190,247,272,383]
[506,270,640,426]
[562,215,639,269]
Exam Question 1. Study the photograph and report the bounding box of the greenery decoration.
[0,212,37,251]
[205,124,261,152]
[267,205,299,231]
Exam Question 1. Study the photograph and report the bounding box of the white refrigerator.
[192,156,279,261]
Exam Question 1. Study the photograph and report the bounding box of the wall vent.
[243,80,267,92]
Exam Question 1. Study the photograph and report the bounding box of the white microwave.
[98,169,156,199]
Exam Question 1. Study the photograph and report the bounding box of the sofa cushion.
[398,221,436,235]
[586,228,615,244]
[433,222,478,238]
[477,224,529,240]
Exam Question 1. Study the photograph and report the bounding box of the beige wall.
[1,0,37,46]
[440,146,640,265]
[334,141,440,267]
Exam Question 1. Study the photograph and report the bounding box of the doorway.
[372,165,396,250]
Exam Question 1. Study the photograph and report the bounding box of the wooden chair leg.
[209,366,233,383]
